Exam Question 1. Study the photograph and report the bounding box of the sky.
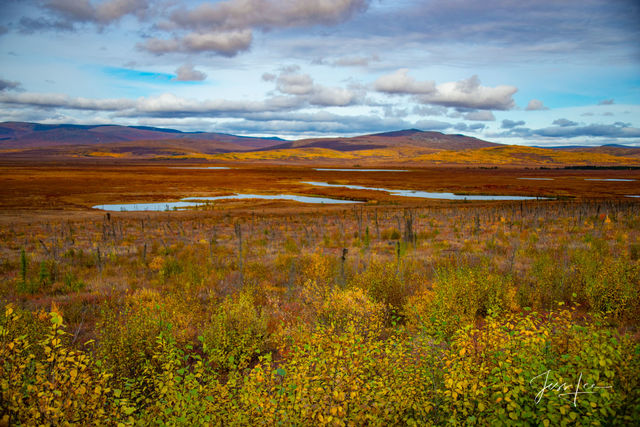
[0,0,639,146]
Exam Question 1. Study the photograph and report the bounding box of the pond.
[584,178,636,182]
[93,194,360,211]
[302,181,550,201]
[168,167,230,170]
[314,168,408,172]
[517,177,554,181]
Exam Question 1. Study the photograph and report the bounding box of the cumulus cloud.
[182,30,252,54]
[373,69,435,95]
[0,78,22,91]
[552,118,578,127]
[173,64,207,81]
[170,0,369,32]
[140,30,252,56]
[463,110,495,121]
[421,75,516,110]
[525,99,548,111]
[275,67,314,95]
[134,0,370,56]
[269,66,358,106]
[0,91,136,110]
[375,71,516,111]
[0,81,355,120]
[44,0,149,25]
[501,119,525,129]
[598,98,614,105]
[309,86,355,106]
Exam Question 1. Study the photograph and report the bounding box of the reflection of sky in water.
[314,168,408,172]
[303,182,549,201]
[168,167,230,169]
[584,179,636,182]
[517,177,554,181]
[93,194,360,211]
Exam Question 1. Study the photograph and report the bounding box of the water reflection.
[303,181,549,201]
[94,193,360,211]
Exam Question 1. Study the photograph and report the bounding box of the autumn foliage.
[1,198,640,424]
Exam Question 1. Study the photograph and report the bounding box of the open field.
[1,162,639,214]
[1,162,640,425]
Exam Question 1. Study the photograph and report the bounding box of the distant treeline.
[540,165,640,170]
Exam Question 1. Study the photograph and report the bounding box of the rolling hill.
[1,122,639,167]
[0,122,283,149]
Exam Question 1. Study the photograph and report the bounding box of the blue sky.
[0,0,639,146]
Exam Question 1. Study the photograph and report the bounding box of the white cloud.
[309,86,355,106]
[271,66,358,106]
[276,68,314,95]
[141,30,252,56]
[170,0,370,32]
[182,30,253,55]
[135,0,371,56]
[173,64,207,81]
[420,75,516,110]
[374,69,435,95]
[525,99,549,111]
[44,0,149,24]
[0,91,135,110]
[375,72,516,110]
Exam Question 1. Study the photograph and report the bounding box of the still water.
[94,194,360,211]
[302,181,549,200]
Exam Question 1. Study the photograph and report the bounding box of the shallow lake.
[93,194,360,211]
[314,168,408,172]
[302,181,549,201]
[168,167,230,170]
[584,178,636,182]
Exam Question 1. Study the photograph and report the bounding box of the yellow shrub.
[201,291,269,371]
[317,287,385,337]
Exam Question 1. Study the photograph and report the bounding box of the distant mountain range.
[0,122,283,150]
[1,122,639,166]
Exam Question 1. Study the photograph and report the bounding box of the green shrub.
[440,306,640,425]
[426,263,514,339]
[349,260,409,311]
[0,305,117,424]
[583,256,640,322]
[95,290,175,387]
[201,291,269,371]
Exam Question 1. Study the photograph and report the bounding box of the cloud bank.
[375,71,517,111]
